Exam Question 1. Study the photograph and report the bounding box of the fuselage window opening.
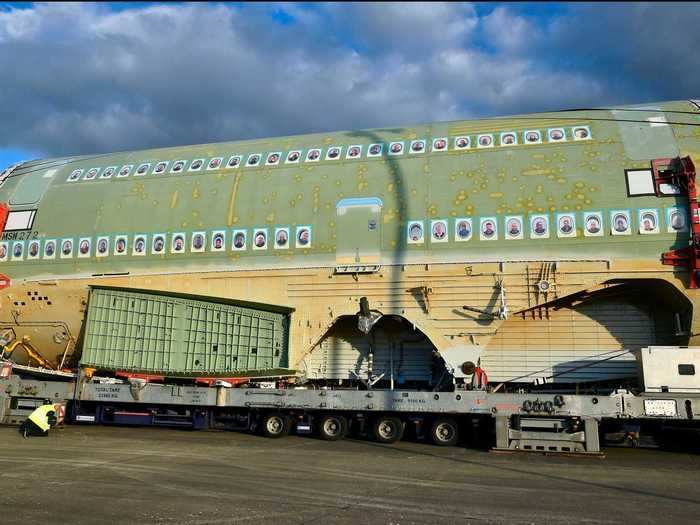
[5,210,37,231]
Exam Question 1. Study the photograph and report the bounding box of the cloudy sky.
[1,2,699,167]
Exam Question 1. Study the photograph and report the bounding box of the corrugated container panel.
[81,287,292,376]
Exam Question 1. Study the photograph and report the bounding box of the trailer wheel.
[429,418,459,446]
[372,416,404,444]
[317,415,348,441]
[261,413,290,438]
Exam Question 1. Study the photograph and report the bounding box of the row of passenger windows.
[407,207,687,243]
[1,205,686,263]
[0,226,313,262]
[65,126,593,182]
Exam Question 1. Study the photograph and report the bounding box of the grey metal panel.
[481,348,638,383]
[303,332,433,383]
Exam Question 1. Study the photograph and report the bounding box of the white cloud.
[0,2,698,159]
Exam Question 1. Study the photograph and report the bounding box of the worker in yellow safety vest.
[20,402,58,438]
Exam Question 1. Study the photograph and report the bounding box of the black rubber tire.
[317,414,348,441]
[372,416,404,444]
[429,418,460,447]
[260,413,290,438]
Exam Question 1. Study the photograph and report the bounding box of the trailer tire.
[372,416,404,444]
[317,414,348,441]
[260,413,290,438]
[429,418,459,447]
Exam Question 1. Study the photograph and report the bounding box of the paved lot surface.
[0,425,698,524]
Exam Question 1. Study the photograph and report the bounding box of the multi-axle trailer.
[2,346,699,454]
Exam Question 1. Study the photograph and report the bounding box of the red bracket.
[657,157,700,288]
[0,203,8,234]
[0,203,9,290]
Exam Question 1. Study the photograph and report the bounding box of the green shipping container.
[80,287,294,377]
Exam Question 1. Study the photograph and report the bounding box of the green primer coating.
[81,287,292,376]
[1,100,699,278]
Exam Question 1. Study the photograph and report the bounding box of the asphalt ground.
[0,425,698,525]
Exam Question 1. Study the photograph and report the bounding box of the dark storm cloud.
[0,2,699,159]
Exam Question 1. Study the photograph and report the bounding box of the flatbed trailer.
[2,349,699,455]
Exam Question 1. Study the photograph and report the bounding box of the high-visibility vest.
[27,404,56,432]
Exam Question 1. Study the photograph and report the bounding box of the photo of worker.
[286,151,301,163]
[431,220,448,243]
[60,239,73,258]
[548,128,566,142]
[114,236,128,255]
[275,227,290,249]
[266,153,281,165]
[100,166,116,178]
[170,233,185,254]
[117,165,132,177]
[500,132,517,146]
[368,144,383,157]
[43,240,56,259]
[326,147,341,160]
[84,168,100,180]
[347,145,362,159]
[573,126,591,140]
[78,238,91,258]
[432,138,448,151]
[410,140,426,153]
[135,163,150,176]
[246,154,261,166]
[232,230,247,250]
[153,161,168,174]
[638,209,660,235]
[152,234,165,254]
[211,231,225,252]
[189,159,204,171]
[557,213,577,238]
[611,210,631,235]
[133,235,147,256]
[477,135,494,148]
[407,221,424,244]
[667,207,688,233]
[582,212,602,236]
[524,130,542,144]
[171,160,186,173]
[96,237,109,257]
[27,240,40,259]
[454,218,472,241]
[505,216,524,240]
[10,242,25,260]
[296,226,311,248]
[191,232,205,253]
[67,169,83,182]
[207,157,223,170]
[306,149,321,162]
[253,229,268,250]
[480,217,498,240]
[0,242,7,262]
[530,215,550,239]
[451,137,467,150]
[389,142,404,155]
[227,156,242,168]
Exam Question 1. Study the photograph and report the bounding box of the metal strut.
[657,156,700,288]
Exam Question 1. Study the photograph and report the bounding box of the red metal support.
[657,157,700,288]
[0,202,8,234]
[0,203,10,290]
